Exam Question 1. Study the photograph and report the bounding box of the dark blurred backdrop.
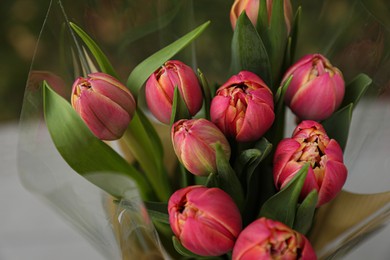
[0,0,49,122]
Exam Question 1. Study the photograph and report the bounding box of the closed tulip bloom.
[232,217,317,260]
[171,119,231,176]
[145,60,203,124]
[282,54,345,121]
[210,71,274,142]
[230,0,293,33]
[71,72,136,140]
[273,120,347,206]
[168,185,242,256]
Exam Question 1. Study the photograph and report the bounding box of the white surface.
[0,119,389,260]
[0,122,105,260]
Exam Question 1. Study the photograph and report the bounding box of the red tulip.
[71,72,136,140]
[145,60,203,124]
[232,217,317,260]
[230,0,293,33]
[210,71,274,142]
[282,54,345,121]
[171,118,231,176]
[168,185,242,256]
[273,120,347,206]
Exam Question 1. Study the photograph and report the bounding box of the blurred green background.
[1,0,389,123]
[0,0,49,122]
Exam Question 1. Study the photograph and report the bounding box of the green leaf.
[206,143,245,211]
[237,149,262,180]
[322,104,353,151]
[69,22,118,78]
[254,137,274,161]
[172,236,203,258]
[170,87,190,126]
[293,190,318,234]
[341,73,372,109]
[231,12,271,85]
[197,69,211,120]
[42,82,154,200]
[237,138,273,224]
[135,108,165,160]
[122,109,171,201]
[127,21,210,96]
[145,201,170,225]
[257,0,268,32]
[238,138,273,183]
[259,164,309,227]
[274,75,292,109]
[257,0,289,87]
[285,7,301,67]
[269,0,289,84]
[266,76,291,146]
[269,0,288,41]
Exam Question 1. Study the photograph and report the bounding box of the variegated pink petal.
[318,160,347,205]
[273,138,301,184]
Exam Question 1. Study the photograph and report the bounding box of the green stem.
[122,112,172,201]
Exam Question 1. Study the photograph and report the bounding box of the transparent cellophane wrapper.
[18,0,390,259]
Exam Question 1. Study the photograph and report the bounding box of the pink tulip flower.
[282,54,345,121]
[168,185,242,256]
[145,60,203,124]
[71,72,136,140]
[232,217,317,260]
[273,120,347,206]
[230,0,293,33]
[210,71,274,142]
[171,118,231,176]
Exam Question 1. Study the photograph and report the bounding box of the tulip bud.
[273,120,347,206]
[71,72,136,140]
[145,60,203,124]
[282,54,345,121]
[168,185,242,256]
[171,118,231,176]
[230,0,293,33]
[232,217,317,260]
[210,71,274,142]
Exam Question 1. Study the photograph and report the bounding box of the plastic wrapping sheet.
[17,0,390,259]
[17,0,175,259]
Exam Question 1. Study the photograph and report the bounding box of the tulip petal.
[300,236,318,260]
[325,139,344,162]
[172,119,230,176]
[181,217,234,256]
[175,63,203,116]
[145,60,203,124]
[78,90,130,140]
[237,100,274,141]
[188,188,241,238]
[168,186,241,256]
[211,71,274,142]
[290,73,337,120]
[273,139,301,185]
[233,218,317,260]
[250,87,274,109]
[300,167,320,200]
[284,61,312,103]
[145,74,173,124]
[180,134,216,175]
[331,73,345,108]
[90,78,135,116]
[210,96,232,135]
[318,160,347,205]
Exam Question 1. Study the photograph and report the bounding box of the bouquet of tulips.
[19,0,390,259]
